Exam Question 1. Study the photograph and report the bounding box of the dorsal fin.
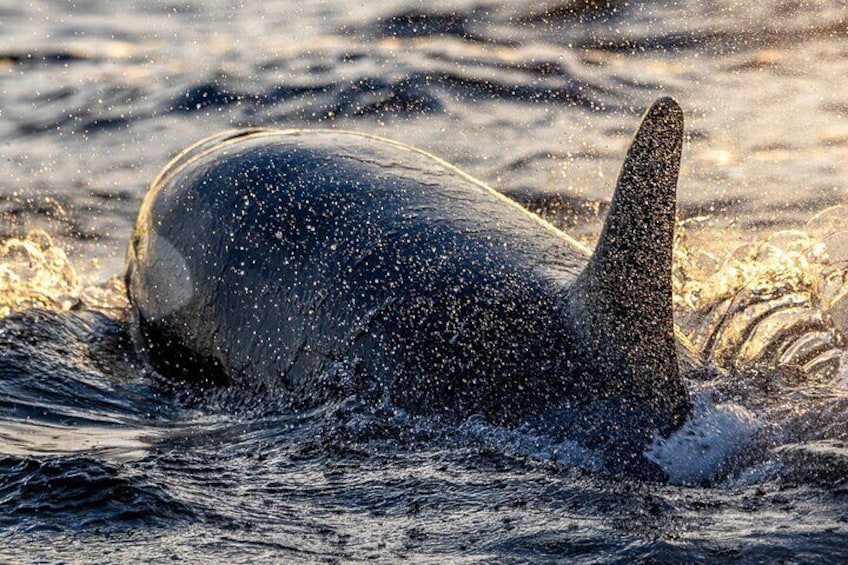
[584,97,682,328]
[567,97,688,437]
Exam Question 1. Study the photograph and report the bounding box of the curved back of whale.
[125,98,690,472]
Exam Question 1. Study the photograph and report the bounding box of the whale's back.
[127,130,589,413]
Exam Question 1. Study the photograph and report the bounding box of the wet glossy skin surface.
[128,131,642,445]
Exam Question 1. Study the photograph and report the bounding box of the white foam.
[646,394,762,485]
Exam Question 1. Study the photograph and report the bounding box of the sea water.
[2,1,848,562]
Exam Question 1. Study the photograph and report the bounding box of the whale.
[125,97,692,477]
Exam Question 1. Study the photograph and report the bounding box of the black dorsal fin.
[584,97,682,328]
[567,97,688,437]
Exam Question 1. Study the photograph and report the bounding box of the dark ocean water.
[2,1,848,562]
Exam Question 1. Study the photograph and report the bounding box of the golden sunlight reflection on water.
[0,230,126,318]
[674,204,848,379]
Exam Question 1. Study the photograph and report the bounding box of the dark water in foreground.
[2,1,848,562]
[3,311,848,563]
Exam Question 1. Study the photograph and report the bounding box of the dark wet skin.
[127,100,691,479]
